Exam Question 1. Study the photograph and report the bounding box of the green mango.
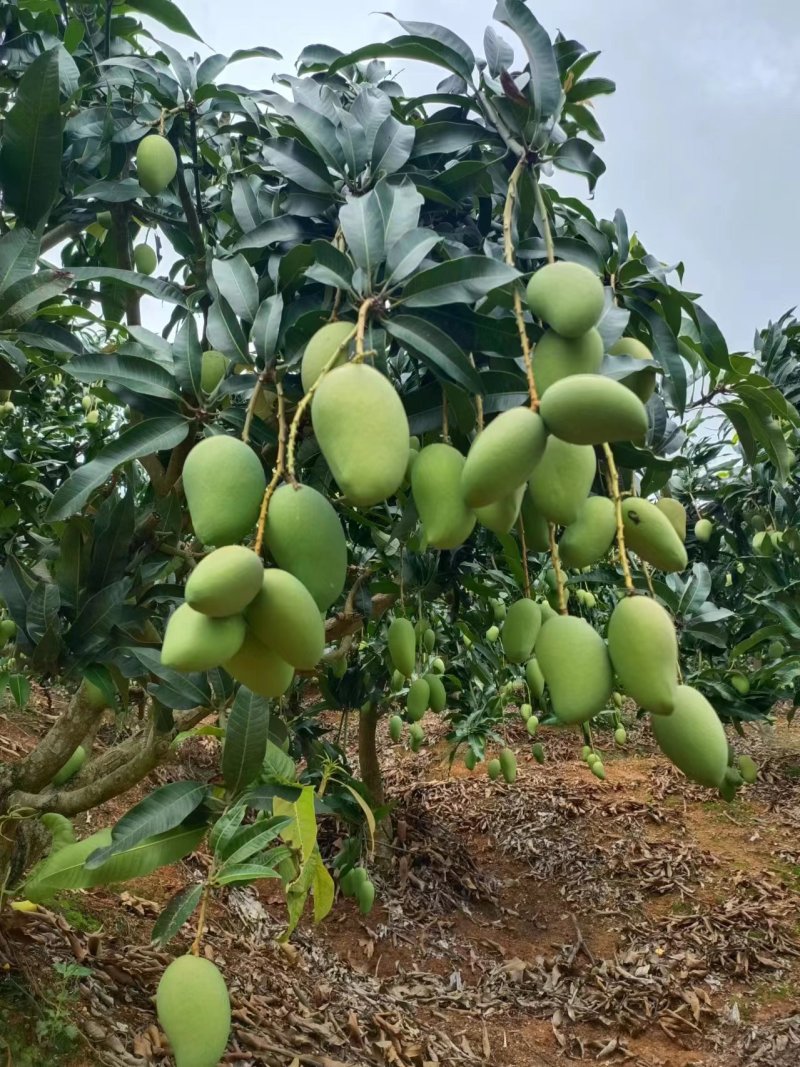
[609,336,657,401]
[531,742,545,764]
[423,628,436,652]
[581,745,592,762]
[200,350,227,394]
[411,443,475,549]
[539,599,557,623]
[519,488,552,551]
[183,436,266,547]
[52,746,87,787]
[499,748,517,784]
[621,497,688,572]
[161,604,246,672]
[491,598,507,622]
[356,878,376,915]
[487,758,501,781]
[535,615,612,724]
[132,243,157,275]
[135,134,178,196]
[737,754,758,784]
[388,617,416,677]
[532,327,604,394]
[264,483,347,610]
[694,518,714,542]
[406,678,430,721]
[655,497,687,541]
[409,722,424,750]
[519,702,532,721]
[485,624,500,643]
[461,407,547,508]
[432,657,445,674]
[525,657,545,702]
[245,569,325,670]
[157,955,231,1067]
[464,748,477,770]
[539,374,649,446]
[81,678,108,712]
[650,685,728,788]
[558,495,616,569]
[526,715,539,736]
[591,761,606,780]
[607,596,678,715]
[185,546,263,617]
[222,631,294,698]
[525,261,605,338]
[475,484,525,535]
[730,672,750,695]
[425,673,446,713]
[502,599,542,664]
[300,321,353,392]
[527,436,596,526]
[311,363,409,506]
[614,726,627,745]
[390,669,405,691]
[389,715,403,742]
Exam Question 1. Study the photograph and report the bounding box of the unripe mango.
[609,336,656,401]
[581,745,592,762]
[614,726,627,746]
[694,518,713,542]
[525,261,605,338]
[650,685,728,788]
[312,364,409,506]
[621,497,688,572]
[388,617,416,677]
[461,407,547,508]
[519,489,552,551]
[737,754,758,784]
[52,745,87,787]
[527,436,596,526]
[156,955,230,1067]
[300,321,353,392]
[487,758,501,781]
[591,761,606,780]
[526,715,539,736]
[264,484,347,610]
[411,443,475,549]
[81,678,108,712]
[535,616,612,724]
[532,327,604,394]
[201,350,227,394]
[423,628,436,652]
[519,702,532,721]
[409,722,424,750]
[136,134,178,196]
[185,546,263,617]
[464,748,477,770]
[183,436,266,547]
[539,374,648,446]
[162,604,246,672]
[502,599,542,664]
[655,497,687,541]
[485,624,500,643]
[607,596,678,716]
[245,569,325,670]
[222,631,294,697]
[475,484,525,535]
[390,669,405,691]
[432,657,445,674]
[133,243,157,275]
[406,677,430,721]
[558,495,616,569]
[389,715,403,741]
[491,598,506,622]
[499,748,517,783]
[531,742,545,763]
[356,878,375,915]
[730,672,749,695]
[525,657,545,701]
[425,673,446,713]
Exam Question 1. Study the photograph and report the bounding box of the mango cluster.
[385,616,450,749]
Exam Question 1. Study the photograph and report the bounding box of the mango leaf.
[273,784,319,939]
[385,314,482,392]
[375,177,424,252]
[0,48,63,228]
[401,257,518,307]
[338,782,376,859]
[212,255,259,323]
[0,228,40,294]
[217,815,290,866]
[173,314,203,398]
[483,27,514,78]
[25,582,60,644]
[385,229,440,285]
[380,15,476,74]
[214,852,291,886]
[311,851,335,923]
[339,190,385,280]
[304,241,354,291]
[126,0,202,41]
[65,354,181,401]
[67,267,187,306]
[8,675,30,710]
[85,781,207,868]
[493,0,561,122]
[223,687,269,794]
[328,37,474,83]
[262,138,335,194]
[75,178,145,202]
[208,798,248,858]
[0,272,72,329]
[553,138,606,193]
[150,883,203,947]
[371,115,415,175]
[250,293,283,368]
[46,417,191,521]
[232,215,308,252]
[206,296,249,361]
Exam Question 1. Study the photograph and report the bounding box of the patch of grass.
[52,895,102,933]
[0,961,91,1065]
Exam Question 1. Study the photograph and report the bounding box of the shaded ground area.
[2,692,800,1066]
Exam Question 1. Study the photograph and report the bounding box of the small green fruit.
[52,746,87,787]
[730,672,750,696]
[136,134,178,196]
[499,748,517,783]
[133,243,157,275]
[388,618,416,677]
[389,715,403,742]
[737,755,758,784]
[520,702,532,721]
[609,336,657,401]
[581,745,592,762]
[356,878,376,915]
[487,758,502,781]
[655,497,687,541]
[525,715,539,737]
[406,678,430,722]
[501,599,542,664]
[586,752,599,766]
[156,955,230,1067]
[531,742,545,764]
[464,748,477,770]
[590,761,606,780]
[200,350,227,394]
[694,518,714,542]
[423,628,436,652]
[614,726,627,746]
[432,657,445,674]
[85,409,99,426]
[425,673,447,713]
[409,722,424,750]
[525,261,605,338]
[485,625,500,643]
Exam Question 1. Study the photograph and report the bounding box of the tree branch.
[8,685,103,794]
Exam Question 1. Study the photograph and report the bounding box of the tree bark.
[358,706,384,807]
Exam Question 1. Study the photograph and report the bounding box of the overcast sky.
[156,0,800,352]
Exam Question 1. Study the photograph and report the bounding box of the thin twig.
[254,381,286,556]
[602,443,635,594]
[517,515,531,598]
[441,390,449,442]
[242,374,266,445]
[354,297,372,360]
[469,354,484,431]
[532,173,555,265]
[548,523,568,615]
[190,879,212,956]
[502,158,539,411]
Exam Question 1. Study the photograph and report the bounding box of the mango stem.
[190,879,211,956]
[503,158,539,412]
[547,523,568,615]
[602,442,635,594]
[354,297,372,361]
[254,381,286,556]
[517,515,531,598]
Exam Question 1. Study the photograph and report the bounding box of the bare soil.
[2,689,800,1066]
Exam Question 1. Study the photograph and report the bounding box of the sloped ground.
[2,691,800,1066]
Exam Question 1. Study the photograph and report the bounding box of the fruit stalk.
[354,296,372,360]
[190,876,212,956]
[285,323,359,481]
[602,443,635,594]
[469,354,484,430]
[242,371,268,445]
[502,158,539,412]
[517,515,532,598]
[254,381,286,555]
[532,173,555,266]
[547,523,568,615]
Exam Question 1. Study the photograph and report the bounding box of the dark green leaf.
[207,297,249,361]
[219,815,290,865]
[126,0,202,41]
[232,215,308,252]
[628,298,687,416]
[150,883,203,947]
[375,177,424,252]
[46,418,191,521]
[25,582,60,644]
[65,354,181,401]
[251,294,283,368]
[401,256,519,307]
[262,138,335,194]
[553,138,606,192]
[0,228,40,295]
[380,15,475,74]
[68,266,187,307]
[212,255,259,323]
[484,26,515,78]
[493,0,561,122]
[385,229,440,285]
[0,272,71,329]
[385,315,482,392]
[569,76,616,102]
[371,115,415,175]
[173,314,203,398]
[8,675,30,710]
[339,190,385,280]
[223,687,270,795]
[76,178,145,202]
[214,859,286,886]
[328,37,474,83]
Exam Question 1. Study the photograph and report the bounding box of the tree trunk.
[358,706,384,807]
